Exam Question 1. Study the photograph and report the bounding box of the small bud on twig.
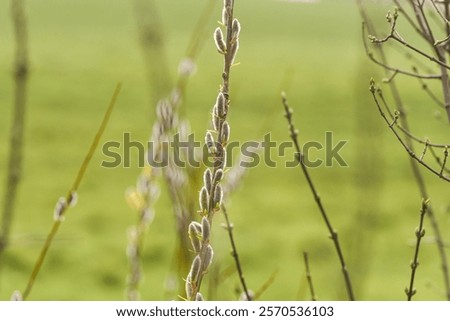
[199,186,210,214]
[213,184,224,210]
[214,27,227,54]
[202,216,211,242]
[203,168,212,192]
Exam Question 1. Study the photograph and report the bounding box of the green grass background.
[0,0,449,300]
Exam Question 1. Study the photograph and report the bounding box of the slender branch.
[184,0,241,301]
[413,67,446,109]
[21,84,121,300]
[359,1,450,299]
[430,146,450,175]
[221,204,251,300]
[370,82,450,183]
[0,0,29,260]
[362,24,441,80]
[370,27,450,71]
[281,92,355,301]
[406,199,430,301]
[303,251,317,301]
[377,90,449,148]
[394,0,427,39]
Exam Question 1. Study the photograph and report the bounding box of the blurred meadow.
[0,0,449,300]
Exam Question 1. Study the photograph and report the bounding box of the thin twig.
[359,1,450,299]
[362,24,441,80]
[413,67,446,109]
[303,251,317,301]
[281,92,355,301]
[0,0,29,260]
[221,204,251,300]
[21,84,121,300]
[184,0,241,301]
[370,83,450,183]
[406,199,430,301]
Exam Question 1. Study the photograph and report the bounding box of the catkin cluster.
[185,0,241,301]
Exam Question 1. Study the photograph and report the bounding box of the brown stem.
[0,0,29,259]
[281,93,355,301]
[406,199,429,301]
[221,204,251,300]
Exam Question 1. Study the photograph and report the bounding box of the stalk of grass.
[0,0,29,261]
[405,199,430,301]
[20,84,121,300]
[281,92,355,301]
[184,0,241,301]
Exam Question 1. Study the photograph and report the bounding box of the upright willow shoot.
[184,0,240,301]
[281,93,355,301]
[405,199,430,301]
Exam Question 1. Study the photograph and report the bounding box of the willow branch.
[406,199,429,301]
[221,204,251,300]
[281,92,355,301]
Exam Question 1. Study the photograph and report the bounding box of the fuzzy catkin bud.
[220,121,230,145]
[189,221,203,234]
[203,169,212,192]
[212,105,220,131]
[203,244,214,271]
[216,92,227,118]
[232,19,241,41]
[189,222,202,253]
[196,292,204,301]
[205,131,215,150]
[185,274,194,299]
[199,186,210,214]
[214,27,227,54]
[201,216,211,242]
[53,197,67,222]
[213,184,223,209]
[190,255,202,284]
[213,169,224,184]
[11,290,23,301]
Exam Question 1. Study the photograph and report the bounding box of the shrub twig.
[221,204,251,300]
[406,199,430,301]
[281,92,355,301]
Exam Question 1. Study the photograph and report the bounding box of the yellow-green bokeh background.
[0,0,449,300]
